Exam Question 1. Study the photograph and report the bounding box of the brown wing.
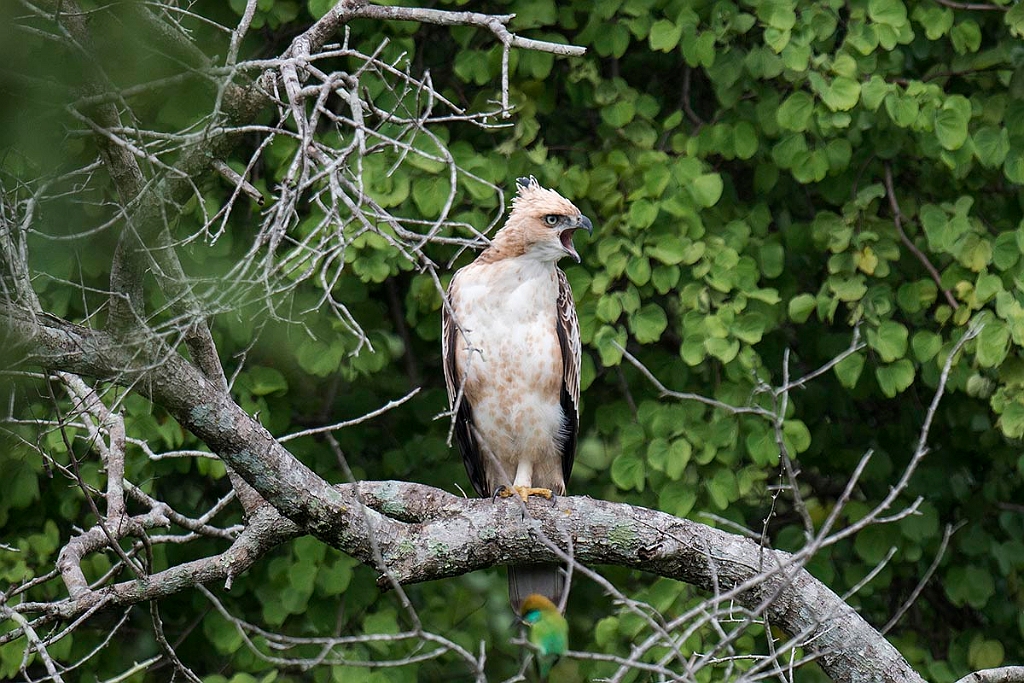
[555,269,581,484]
[441,273,489,497]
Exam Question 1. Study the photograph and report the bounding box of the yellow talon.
[500,485,553,502]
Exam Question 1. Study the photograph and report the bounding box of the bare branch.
[884,164,958,310]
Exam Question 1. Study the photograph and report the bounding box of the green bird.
[520,594,568,680]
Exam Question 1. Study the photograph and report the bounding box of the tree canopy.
[1,0,1023,681]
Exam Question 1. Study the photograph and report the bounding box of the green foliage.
[5,0,1024,679]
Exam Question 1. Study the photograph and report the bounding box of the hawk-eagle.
[442,176,592,612]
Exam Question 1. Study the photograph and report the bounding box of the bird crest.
[509,177,581,223]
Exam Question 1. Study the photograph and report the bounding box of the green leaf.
[860,75,891,111]
[647,437,670,472]
[777,91,815,132]
[772,133,808,167]
[707,468,738,510]
[595,617,619,648]
[829,275,867,301]
[876,359,915,397]
[913,4,953,39]
[899,501,939,542]
[363,609,400,642]
[868,0,908,26]
[820,77,861,112]
[411,174,452,215]
[733,121,758,159]
[911,331,942,362]
[296,339,344,377]
[647,239,688,265]
[934,96,971,151]
[682,31,717,68]
[788,293,816,323]
[958,234,992,272]
[897,280,937,313]
[651,265,681,293]
[204,610,244,654]
[629,303,668,343]
[629,199,659,228]
[975,272,1002,304]
[1007,2,1024,38]
[706,337,740,363]
[919,203,953,250]
[868,321,909,362]
[649,19,683,51]
[665,439,692,479]
[945,565,994,609]
[783,420,811,454]
[594,22,630,58]
[746,426,779,466]
[976,319,1010,368]
[758,0,796,30]
[968,638,1005,670]
[792,148,829,183]
[974,127,1009,168]
[594,325,628,366]
[602,100,636,127]
[993,231,1020,271]
[1000,400,1024,439]
[659,481,697,517]
[611,453,646,492]
[688,173,724,207]
[649,438,691,479]
[951,20,981,53]
[307,0,333,19]
[596,295,623,322]
[855,525,894,565]
[884,91,919,127]
[626,256,652,286]
[242,366,288,397]
[317,557,354,596]
[1005,150,1024,184]
[732,312,766,344]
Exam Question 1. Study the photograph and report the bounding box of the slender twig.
[932,0,1007,10]
[884,164,958,310]
[881,522,962,634]
[0,606,66,682]
[279,388,420,442]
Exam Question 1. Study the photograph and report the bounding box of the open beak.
[559,215,594,263]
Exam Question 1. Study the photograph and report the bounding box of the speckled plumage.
[442,177,590,612]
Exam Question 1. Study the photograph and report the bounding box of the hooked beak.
[559,215,594,263]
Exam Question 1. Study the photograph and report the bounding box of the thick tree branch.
[954,668,1024,683]
[2,308,926,683]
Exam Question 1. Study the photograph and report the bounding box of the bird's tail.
[508,564,565,614]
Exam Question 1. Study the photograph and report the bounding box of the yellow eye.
[544,214,560,226]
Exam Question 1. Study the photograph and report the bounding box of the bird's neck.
[477,224,527,264]
[478,220,562,266]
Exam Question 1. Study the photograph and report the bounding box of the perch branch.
[3,308,928,683]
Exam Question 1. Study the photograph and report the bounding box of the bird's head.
[502,176,594,264]
[520,593,561,624]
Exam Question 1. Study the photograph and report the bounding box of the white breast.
[450,257,567,493]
